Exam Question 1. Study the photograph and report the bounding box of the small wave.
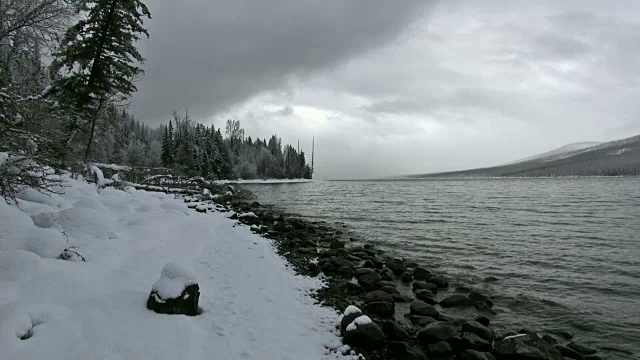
[600,346,635,356]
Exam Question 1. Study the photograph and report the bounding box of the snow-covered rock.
[147,263,200,316]
[340,305,363,336]
[346,315,373,332]
[152,262,198,299]
[342,315,386,350]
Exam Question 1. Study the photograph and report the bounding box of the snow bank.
[152,262,198,299]
[0,250,42,282]
[160,199,190,215]
[15,188,67,208]
[32,203,118,242]
[0,175,351,360]
[0,203,65,259]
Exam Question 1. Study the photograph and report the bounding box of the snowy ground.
[0,175,354,360]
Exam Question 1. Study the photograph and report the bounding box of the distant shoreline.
[397,174,639,180]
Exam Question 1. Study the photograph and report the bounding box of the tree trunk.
[83,98,105,161]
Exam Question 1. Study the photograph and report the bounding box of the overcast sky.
[132,0,640,179]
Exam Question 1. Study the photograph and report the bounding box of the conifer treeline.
[88,109,313,180]
[158,116,312,180]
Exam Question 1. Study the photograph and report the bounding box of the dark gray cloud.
[131,0,640,179]
[131,0,432,124]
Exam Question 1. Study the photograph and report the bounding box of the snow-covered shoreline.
[0,175,353,360]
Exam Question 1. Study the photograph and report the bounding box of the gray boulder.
[495,334,563,360]
[386,259,407,275]
[417,322,460,345]
[366,301,395,318]
[337,266,354,278]
[364,290,395,318]
[412,281,438,292]
[413,267,432,280]
[462,321,494,342]
[440,294,473,307]
[428,275,449,288]
[379,286,400,295]
[381,321,410,341]
[365,290,394,304]
[387,341,427,360]
[354,268,376,277]
[428,340,452,355]
[409,300,440,318]
[407,315,437,327]
[380,268,395,281]
[330,256,355,269]
[461,332,493,352]
[377,280,395,288]
[400,272,413,283]
[358,271,382,291]
[391,294,413,303]
[415,290,436,305]
[363,260,376,268]
[472,314,491,327]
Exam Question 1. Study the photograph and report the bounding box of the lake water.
[242,178,640,359]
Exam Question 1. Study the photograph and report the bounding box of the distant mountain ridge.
[509,142,601,164]
[410,134,640,178]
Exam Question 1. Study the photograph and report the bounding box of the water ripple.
[243,178,640,360]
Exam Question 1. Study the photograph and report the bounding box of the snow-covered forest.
[1,0,311,203]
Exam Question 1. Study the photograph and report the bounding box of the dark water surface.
[242,178,640,359]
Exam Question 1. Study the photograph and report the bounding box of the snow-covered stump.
[146,263,200,316]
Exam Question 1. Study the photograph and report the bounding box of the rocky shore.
[187,184,604,360]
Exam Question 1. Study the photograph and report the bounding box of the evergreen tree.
[168,120,175,165]
[50,0,151,161]
[161,125,170,167]
[214,129,232,179]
